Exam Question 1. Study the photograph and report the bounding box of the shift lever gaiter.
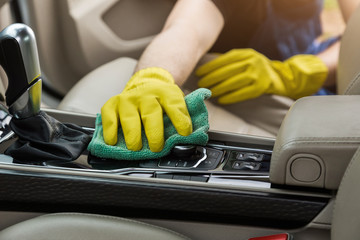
[5,111,91,162]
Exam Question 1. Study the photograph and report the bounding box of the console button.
[197,158,217,169]
[207,150,220,159]
[176,159,194,168]
[232,161,262,171]
[159,158,178,167]
[159,147,222,170]
[246,153,264,161]
[196,149,222,169]
[236,152,246,160]
[236,152,264,161]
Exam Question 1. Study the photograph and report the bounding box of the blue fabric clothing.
[211,0,326,60]
[248,0,324,60]
[305,36,341,56]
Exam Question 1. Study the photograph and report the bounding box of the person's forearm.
[135,0,224,86]
[135,25,208,86]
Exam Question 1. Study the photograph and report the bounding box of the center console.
[0,107,273,187]
[0,108,332,229]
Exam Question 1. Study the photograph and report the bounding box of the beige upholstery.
[0,213,189,240]
[332,147,360,239]
[270,95,360,189]
[58,57,137,114]
[337,4,360,94]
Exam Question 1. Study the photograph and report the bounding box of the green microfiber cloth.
[88,88,211,160]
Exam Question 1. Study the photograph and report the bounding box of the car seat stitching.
[344,71,360,95]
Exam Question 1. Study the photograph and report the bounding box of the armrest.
[270,96,360,189]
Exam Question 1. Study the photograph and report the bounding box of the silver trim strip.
[207,143,273,154]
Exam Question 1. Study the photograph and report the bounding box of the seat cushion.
[58,57,137,115]
[0,213,189,240]
[58,57,277,137]
[332,147,360,239]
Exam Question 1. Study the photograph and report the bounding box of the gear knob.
[0,23,42,119]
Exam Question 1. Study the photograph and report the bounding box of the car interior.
[0,0,359,239]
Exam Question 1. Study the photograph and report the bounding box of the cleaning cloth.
[88,88,211,160]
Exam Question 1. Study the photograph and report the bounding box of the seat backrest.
[337,4,360,94]
[331,146,360,239]
[329,7,360,238]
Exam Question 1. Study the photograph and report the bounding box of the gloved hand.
[196,49,328,104]
[101,67,192,152]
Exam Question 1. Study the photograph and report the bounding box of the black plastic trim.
[0,169,329,229]
[10,0,23,23]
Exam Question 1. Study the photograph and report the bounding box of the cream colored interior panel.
[68,0,174,60]
[69,0,147,67]
[64,0,175,86]
[102,0,175,41]
[337,4,360,94]
[22,0,175,95]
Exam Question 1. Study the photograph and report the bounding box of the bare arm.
[134,0,224,86]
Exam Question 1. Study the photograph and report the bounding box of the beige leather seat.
[331,146,360,239]
[57,55,290,138]
[0,212,189,240]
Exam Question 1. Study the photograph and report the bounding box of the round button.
[290,158,322,182]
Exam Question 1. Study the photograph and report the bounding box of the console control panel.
[86,145,271,174]
[158,146,223,170]
[223,150,271,173]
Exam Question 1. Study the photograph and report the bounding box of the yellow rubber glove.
[101,67,192,152]
[196,49,328,104]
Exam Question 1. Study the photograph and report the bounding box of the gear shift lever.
[0,24,91,163]
[0,23,41,119]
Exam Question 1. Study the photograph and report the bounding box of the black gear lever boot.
[5,111,91,162]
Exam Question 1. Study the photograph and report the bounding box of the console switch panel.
[159,147,222,170]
